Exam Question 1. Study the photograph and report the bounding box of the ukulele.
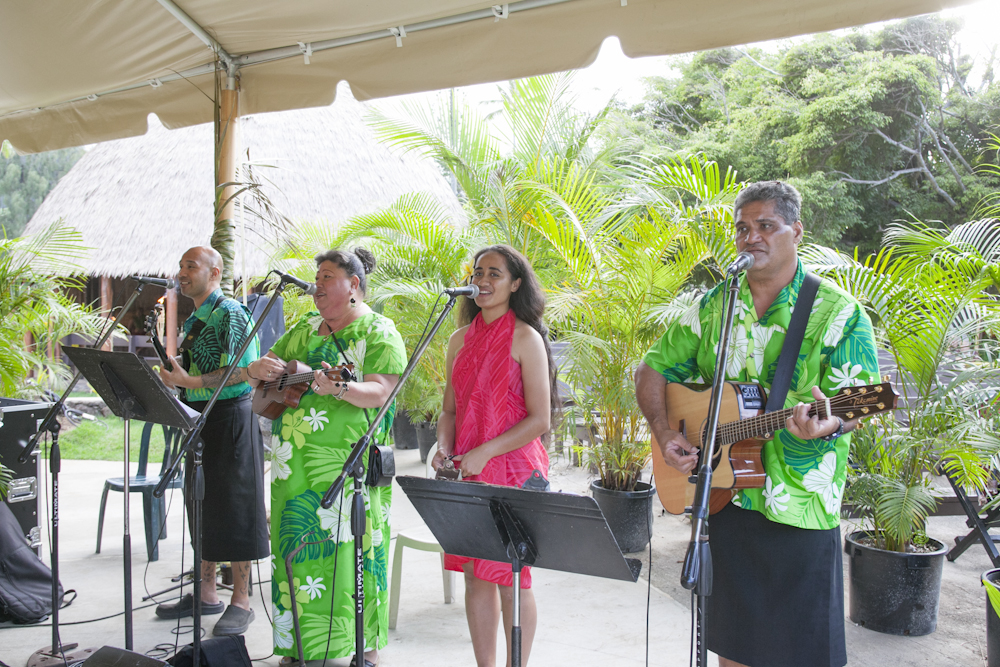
[651,381,898,515]
[251,360,355,419]
[144,303,174,371]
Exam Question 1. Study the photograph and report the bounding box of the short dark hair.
[314,247,376,293]
[733,181,801,226]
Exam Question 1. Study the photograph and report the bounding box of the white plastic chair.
[388,442,456,629]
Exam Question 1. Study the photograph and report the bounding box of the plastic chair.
[96,422,183,561]
[388,442,456,630]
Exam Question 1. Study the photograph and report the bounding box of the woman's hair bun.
[353,247,376,275]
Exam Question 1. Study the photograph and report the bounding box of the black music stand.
[396,476,641,667]
[61,347,198,651]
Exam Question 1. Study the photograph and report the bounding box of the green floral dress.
[268,311,406,659]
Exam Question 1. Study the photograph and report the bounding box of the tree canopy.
[616,15,1000,253]
[0,141,84,238]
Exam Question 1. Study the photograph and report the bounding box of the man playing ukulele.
[635,182,880,667]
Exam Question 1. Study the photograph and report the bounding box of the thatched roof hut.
[25,84,461,279]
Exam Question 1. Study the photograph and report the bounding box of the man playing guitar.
[635,182,880,667]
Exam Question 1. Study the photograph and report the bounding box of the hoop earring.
[350,297,357,308]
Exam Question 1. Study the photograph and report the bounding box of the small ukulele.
[144,303,174,371]
[251,360,355,419]
[652,381,898,515]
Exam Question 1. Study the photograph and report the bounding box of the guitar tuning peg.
[883,374,890,383]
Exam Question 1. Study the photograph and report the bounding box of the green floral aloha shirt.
[268,311,406,659]
[644,262,880,530]
[180,289,259,403]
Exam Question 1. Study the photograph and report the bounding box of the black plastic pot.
[590,480,655,553]
[845,531,947,636]
[415,421,438,463]
[984,569,1000,667]
[393,410,418,449]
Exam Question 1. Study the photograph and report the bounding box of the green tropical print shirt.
[268,311,406,659]
[180,289,259,402]
[644,261,880,530]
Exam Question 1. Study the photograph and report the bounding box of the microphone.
[443,284,480,298]
[725,252,755,275]
[276,271,317,295]
[131,276,176,289]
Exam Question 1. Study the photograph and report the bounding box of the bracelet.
[333,382,350,400]
[820,417,844,442]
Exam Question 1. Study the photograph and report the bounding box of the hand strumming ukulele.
[251,360,355,419]
[651,381,898,515]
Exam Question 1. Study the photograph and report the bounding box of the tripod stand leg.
[511,561,521,667]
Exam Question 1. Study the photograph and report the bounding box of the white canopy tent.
[1,0,971,154]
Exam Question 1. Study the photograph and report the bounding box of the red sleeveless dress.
[442,309,550,588]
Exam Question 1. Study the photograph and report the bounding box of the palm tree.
[545,155,742,489]
[803,218,1000,551]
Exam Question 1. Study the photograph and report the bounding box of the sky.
[398,0,1000,116]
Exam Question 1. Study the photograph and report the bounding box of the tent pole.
[100,276,113,351]
[216,73,240,289]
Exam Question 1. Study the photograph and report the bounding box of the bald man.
[155,246,269,637]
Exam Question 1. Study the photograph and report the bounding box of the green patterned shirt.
[181,289,259,402]
[644,261,880,530]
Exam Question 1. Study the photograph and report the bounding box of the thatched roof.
[25,84,461,278]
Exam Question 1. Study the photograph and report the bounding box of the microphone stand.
[154,276,296,667]
[285,292,462,667]
[680,270,743,667]
[18,283,147,464]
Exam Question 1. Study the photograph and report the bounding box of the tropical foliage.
[0,222,107,397]
[809,217,1000,551]
[616,15,1000,253]
[0,141,84,238]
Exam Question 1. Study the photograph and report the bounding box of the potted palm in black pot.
[809,219,1000,637]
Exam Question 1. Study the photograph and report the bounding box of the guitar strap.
[764,272,820,413]
[178,292,224,371]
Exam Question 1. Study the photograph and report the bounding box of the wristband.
[820,417,844,442]
[334,382,349,400]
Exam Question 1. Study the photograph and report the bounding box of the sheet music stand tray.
[396,476,641,667]
[61,347,198,650]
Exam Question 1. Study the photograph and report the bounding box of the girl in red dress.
[432,245,558,667]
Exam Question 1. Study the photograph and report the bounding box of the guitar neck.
[716,383,895,444]
[281,367,350,386]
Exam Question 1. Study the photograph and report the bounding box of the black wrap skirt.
[705,504,846,667]
[183,394,270,562]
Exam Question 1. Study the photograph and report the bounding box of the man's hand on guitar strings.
[786,385,842,441]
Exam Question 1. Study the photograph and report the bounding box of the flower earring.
[350,296,357,308]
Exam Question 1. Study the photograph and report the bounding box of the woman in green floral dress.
[248,248,406,667]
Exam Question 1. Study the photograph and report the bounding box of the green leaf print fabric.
[644,262,880,530]
[269,312,406,658]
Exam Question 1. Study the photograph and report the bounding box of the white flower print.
[803,452,843,515]
[346,339,367,382]
[317,491,354,543]
[273,607,294,649]
[751,323,781,378]
[268,553,276,574]
[829,362,865,390]
[299,575,327,600]
[303,408,329,432]
[368,317,396,339]
[269,441,293,482]
[726,326,749,379]
[823,304,855,347]
[678,301,702,337]
[762,475,790,513]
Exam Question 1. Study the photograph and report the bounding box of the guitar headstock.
[144,303,164,335]
[830,381,898,421]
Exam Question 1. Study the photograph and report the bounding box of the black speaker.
[0,398,48,553]
[81,646,167,666]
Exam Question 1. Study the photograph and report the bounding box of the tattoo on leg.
[236,561,251,598]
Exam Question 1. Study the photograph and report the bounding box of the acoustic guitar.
[144,303,174,371]
[252,360,355,419]
[651,381,898,515]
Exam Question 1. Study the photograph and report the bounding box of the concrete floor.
[2,446,996,666]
